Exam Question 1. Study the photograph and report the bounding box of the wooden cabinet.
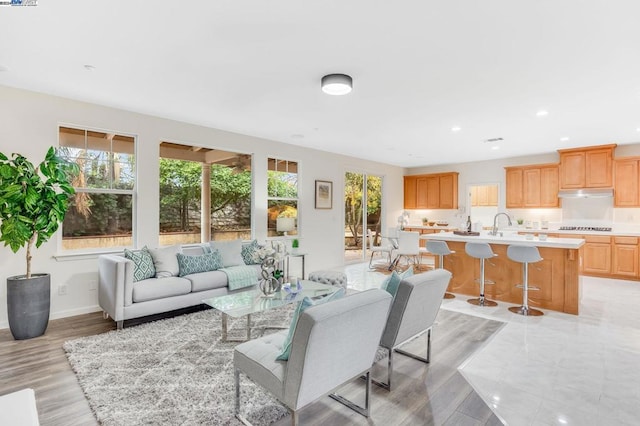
[540,166,560,207]
[505,168,523,208]
[558,144,615,189]
[614,158,640,207]
[582,235,612,275]
[438,173,457,209]
[505,164,559,208]
[403,176,417,209]
[403,172,458,209]
[471,185,498,207]
[612,236,639,277]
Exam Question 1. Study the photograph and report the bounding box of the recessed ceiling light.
[0,65,9,72]
[536,110,549,117]
[451,126,461,132]
[321,74,352,95]
[636,128,640,132]
[560,137,570,141]
[291,134,304,139]
[83,64,96,71]
[491,146,500,150]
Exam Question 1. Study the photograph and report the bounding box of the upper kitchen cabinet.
[558,144,616,189]
[404,176,417,209]
[614,157,640,207]
[505,164,559,208]
[404,172,459,209]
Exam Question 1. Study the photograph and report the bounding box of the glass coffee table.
[202,280,339,342]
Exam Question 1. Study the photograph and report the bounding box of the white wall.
[0,85,405,328]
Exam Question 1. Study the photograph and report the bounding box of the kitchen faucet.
[490,212,513,236]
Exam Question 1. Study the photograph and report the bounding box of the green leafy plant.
[0,147,79,278]
[516,218,524,225]
[292,239,299,249]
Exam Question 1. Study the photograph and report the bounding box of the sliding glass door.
[344,172,383,263]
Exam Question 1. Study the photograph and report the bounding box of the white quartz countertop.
[421,231,585,249]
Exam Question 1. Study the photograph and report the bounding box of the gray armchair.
[376,268,452,390]
[234,289,392,425]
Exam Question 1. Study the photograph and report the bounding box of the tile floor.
[341,262,640,426]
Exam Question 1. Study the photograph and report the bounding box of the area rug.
[64,307,294,426]
[64,304,503,426]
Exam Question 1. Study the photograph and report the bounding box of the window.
[58,126,135,250]
[268,158,298,237]
[159,142,252,245]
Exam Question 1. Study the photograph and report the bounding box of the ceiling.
[1,1,639,167]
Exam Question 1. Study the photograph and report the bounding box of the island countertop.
[419,231,583,314]
[420,231,585,249]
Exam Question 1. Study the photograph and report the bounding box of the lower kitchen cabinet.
[612,236,639,277]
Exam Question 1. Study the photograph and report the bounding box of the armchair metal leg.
[372,329,432,391]
[329,370,371,418]
[116,320,123,330]
[235,369,254,426]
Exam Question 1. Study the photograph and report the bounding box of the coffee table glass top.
[202,280,338,318]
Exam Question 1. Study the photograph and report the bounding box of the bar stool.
[465,242,498,307]
[426,240,456,299]
[507,245,544,316]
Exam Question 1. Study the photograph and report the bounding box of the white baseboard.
[0,305,103,330]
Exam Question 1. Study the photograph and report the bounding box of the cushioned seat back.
[380,269,452,349]
[283,289,392,410]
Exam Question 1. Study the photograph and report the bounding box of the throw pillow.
[124,247,156,282]
[176,250,224,276]
[241,240,261,265]
[381,266,414,297]
[209,239,245,267]
[148,245,182,278]
[276,288,346,361]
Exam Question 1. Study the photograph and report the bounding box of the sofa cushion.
[124,247,156,282]
[185,270,229,292]
[242,240,261,265]
[132,277,192,303]
[210,239,245,267]
[148,245,181,278]
[176,251,223,276]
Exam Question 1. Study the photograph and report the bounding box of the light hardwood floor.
[0,309,503,425]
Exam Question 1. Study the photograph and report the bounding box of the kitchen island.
[422,232,585,314]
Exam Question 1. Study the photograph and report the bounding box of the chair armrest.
[98,254,134,321]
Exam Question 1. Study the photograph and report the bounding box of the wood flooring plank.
[0,309,504,426]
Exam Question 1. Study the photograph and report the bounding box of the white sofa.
[98,244,261,329]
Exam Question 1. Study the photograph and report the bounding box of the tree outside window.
[158,142,252,245]
[268,158,298,237]
[58,126,135,250]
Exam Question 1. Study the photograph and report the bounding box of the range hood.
[557,188,614,199]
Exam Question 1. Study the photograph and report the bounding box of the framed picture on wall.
[315,180,333,209]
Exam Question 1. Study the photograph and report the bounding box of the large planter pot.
[7,273,51,340]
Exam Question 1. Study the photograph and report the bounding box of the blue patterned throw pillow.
[176,250,223,276]
[124,247,156,282]
[241,240,261,265]
[381,266,414,297]
[276,288,346,361]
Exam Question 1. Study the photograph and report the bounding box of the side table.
[286,251,307,280]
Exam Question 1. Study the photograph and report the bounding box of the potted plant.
[0,147,78,340]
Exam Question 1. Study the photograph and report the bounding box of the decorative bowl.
[436,222,448,226]
[428,221,436,226]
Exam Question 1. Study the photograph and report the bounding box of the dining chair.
[390,231,420,270]
[367,229,395,268]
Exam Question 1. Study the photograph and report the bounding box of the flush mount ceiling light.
[321,74,352,95]
[451,126,461,132]
[536,110,549,117]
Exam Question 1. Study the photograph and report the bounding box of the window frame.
[57,124,137,254]
[267,157,300,239]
